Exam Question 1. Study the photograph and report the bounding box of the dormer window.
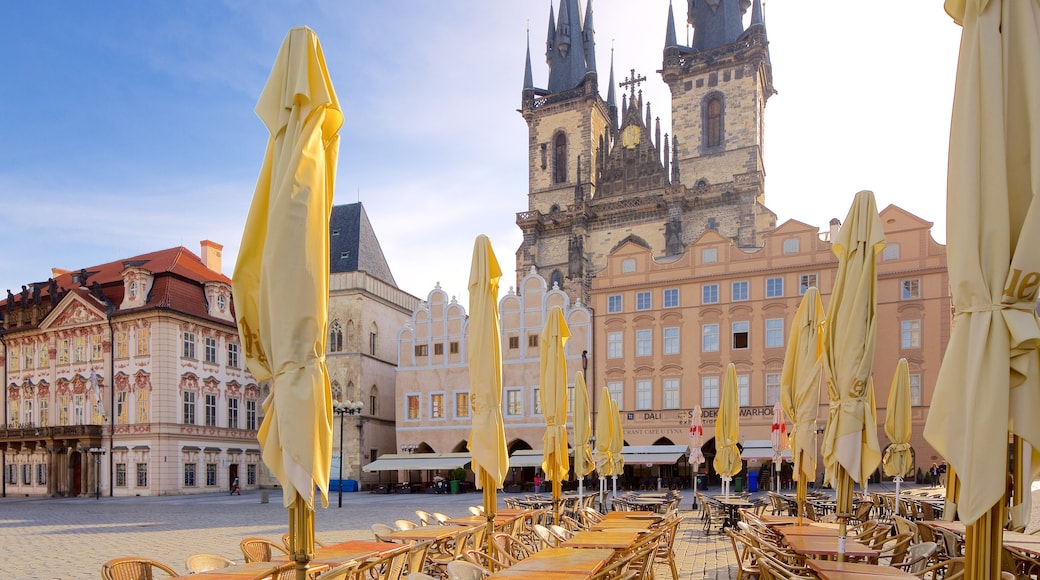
[217,294,226,311]
[128,281,137,299]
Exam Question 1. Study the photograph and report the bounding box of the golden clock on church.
[621,125,641,149]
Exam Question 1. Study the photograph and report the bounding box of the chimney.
[200,240,223,274]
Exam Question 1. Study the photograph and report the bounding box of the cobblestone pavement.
[3,482,1038,580]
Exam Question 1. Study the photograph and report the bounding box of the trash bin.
[344,479,358,492]
[450,480,460,494]
[747,471,758,493]
[696,474,707,489]
[260,491,270,504]
[733,476,743,493]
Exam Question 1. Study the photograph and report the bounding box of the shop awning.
[362,452,471,472]
[507,449,574,468]
[621,445,688,466]
[739,440,793,461]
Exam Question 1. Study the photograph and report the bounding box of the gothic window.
[329,321,343,353]
[551,270,563,290]
[703,94,724,149]
[553,132,567,184]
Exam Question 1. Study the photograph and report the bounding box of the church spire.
[523,30,535,90]
[751,0,765,26]
[688,0,748,51]
[606,48,618,135]
[583,0,597,75]
[664,0,678,48]
[545,4,556,65]
[546,0,591,93]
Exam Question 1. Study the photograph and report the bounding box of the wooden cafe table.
[589,518,653,531]
[807,559,916,579]
[488,547,615,580]
[778,523,842,539]
[784,534,878,561]
[444,513,523,530]
[601,510,658,520]
[307,540,405,567]
[381,525,470,543]
[171,561,292,579]
[561,530,640,550]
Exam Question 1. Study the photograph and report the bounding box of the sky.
[0,1,963,304]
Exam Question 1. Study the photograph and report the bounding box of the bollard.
[260,490,269,504]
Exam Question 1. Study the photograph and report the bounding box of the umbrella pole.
[692,466,698,510]
[552,479,561,526]
[835,467,854,562]
[611,475,617,500]
[288,495,314,580]
[796,450,805,526]
[965,500,1004,580]
[482,471,497,553]
[893,476,902,513]
[578,477,584,510]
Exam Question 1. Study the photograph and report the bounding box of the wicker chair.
[415,510,434,526]
[446,560,488,580]
[462,548,510,572]
[490,533,531,565]
[184,553,236,574]
[395,519,419,531]
[725,528,760,580]
[281,533,328,552]
[432,512,451,525]
[320,560,361,580]
[651,515,682,580]
[101,557,178,580]
[240,537,290,563]
[372,523,398,542]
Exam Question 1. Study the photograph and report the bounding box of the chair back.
[446,560,489,580]
[415,510,433,526]
[101,557,178,580]
[900,541,938,573]
[395,519,419,531]
[321,560,361,580]
[240,538,289,563]
[249,562,330,580]
[548,524,573,543]
[532,524,558,549]
[490,533,530,565]
[185,553,235,574]
[356,543,412,580]
[432,512,451,525]
[372,523,397,542]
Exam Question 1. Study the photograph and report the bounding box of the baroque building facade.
[392,268,592,487]
[590,206,950,482]
[0,242,263,497]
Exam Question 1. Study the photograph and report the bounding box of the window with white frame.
[74,395,85,425]
[702,376,720,408]
[204,393,217,426]
[622,259,636,273]
[607,382,623,409]
[182,391,196,425]
[765,372,781,405]
[116,392,127,425]
[115,464,127,487]
[732,281,749,301]
[455,392,470,418]
[91,335,103,361]
[635,379,652,410]
[702,324,720,352]
[663,288,679,308]
[204,337,218,364]
[702,284,719,304]
[228,398,239,429]
[635,329,652,356]
[663,327,680,355]
[765,318,784,348]
[227,343,239,368]
[636,291,652,311]
[607,331,623,359]
[74,336,86,363]
[901,320,922,349]
[206,463,217,486]
[783,238,800,254]
[137,463,148,487]
[738,374,750,406]
[406,395,419,420]
[766,277,784,298]
[902,279,921,300]
[506,389,522,416]
[607,294,623,313]
[38,399,48,427]
[663,378,680,409]
[732,321,750,349]
[910,373,922,406]
[883,243,900,261]
[430,393,445,419]
[184,463,197,487]
[532,387,542,415]
[246,400,257,430]
[568,386,575,416]
[702,248,718,264]
[136,328,150,356]
[799,273,818,295]
[182,332,196,359]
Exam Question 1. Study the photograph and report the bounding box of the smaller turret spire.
[664,0,678,48]
[751,0,765,26]
[583,0,597,74]
[606,47,618,135]
[545,4,556,65]
[523,30,535,90]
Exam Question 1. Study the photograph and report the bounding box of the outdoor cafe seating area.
[98,496,684,580]
[712,486,1040,579]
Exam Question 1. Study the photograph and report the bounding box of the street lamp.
[333,400,364,508]
[88,447,106,500]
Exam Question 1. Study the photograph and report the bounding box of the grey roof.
[546,0,593,93]
[688,0,748,52]
[328,202,397,287]
[582,0,597,73]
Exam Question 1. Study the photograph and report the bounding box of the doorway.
[228,463,239,492]
[70,452,82,497]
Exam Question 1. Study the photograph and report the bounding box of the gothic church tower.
[517,0,776,304]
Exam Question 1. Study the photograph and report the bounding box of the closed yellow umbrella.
[539,305,570,524]
[609,398,624,498]
[714,363,742,497]
[572,371,595,504]
[594,386,614,504]
[821,190,884,559]
[467,235,509,542]
[883,358,913,508]
[924,1,1040,577]
[780,287,825,524]
[232,26,341,578]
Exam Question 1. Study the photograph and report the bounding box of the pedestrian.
[938,462,947,488]
[231,477,240,495]
[533,474,542,493]
[929,463,939,488]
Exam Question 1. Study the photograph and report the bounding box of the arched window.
[329,321,343,353]
[369,385,378,415]
[551,270,564,290]
[369,322,378,356]
[554,133,567,184]
[331,381,342,402]
[704,95,723,149]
